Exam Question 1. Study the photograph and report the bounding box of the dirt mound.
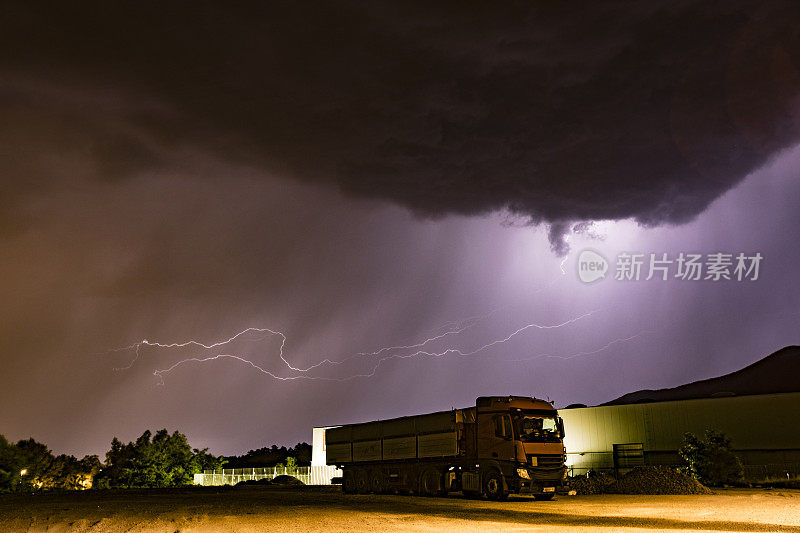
[607,466,712,495]
[235,475,304,487]
[271,475,304,486]
[570,472,616,495]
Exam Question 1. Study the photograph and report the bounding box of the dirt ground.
[1,486,799,532]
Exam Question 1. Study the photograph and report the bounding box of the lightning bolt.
[115,316,482,375]
[110,256,644,385]
[113,327,285,372]
[297,316,483,372]
[317,309,606,380]
[505,330,651,363]
[141,308,604,383]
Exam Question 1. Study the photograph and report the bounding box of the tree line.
[0,429,225,492]
[223,442,311,469]
[0,436,101,491]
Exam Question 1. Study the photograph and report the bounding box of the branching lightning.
[110,254,646,385]
[114,327,285,372]
[505,330,652,363]
[111,307,644,384]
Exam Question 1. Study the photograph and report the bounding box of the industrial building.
[560,391,800,479]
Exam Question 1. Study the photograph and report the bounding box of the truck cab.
[466,396,567,499]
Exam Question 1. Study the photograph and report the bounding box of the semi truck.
[325,396,567,500]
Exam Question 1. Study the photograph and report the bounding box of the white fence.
[193,465,342,486]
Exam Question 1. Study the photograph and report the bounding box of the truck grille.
[531,454,564,469]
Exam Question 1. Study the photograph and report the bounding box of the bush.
[679,430,744,487]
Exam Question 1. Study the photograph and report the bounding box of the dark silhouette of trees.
[1,430,305,491]
[223,442,311,469]
[0,435,100,492]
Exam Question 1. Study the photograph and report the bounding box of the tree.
[15,438,54,489]
[95,429,226,488]
[292,443,312,465]
[679,430,744,486]
[0,435,23,492]
[192,447,226,473]
[43,454,101,490]
[0,435,99,492]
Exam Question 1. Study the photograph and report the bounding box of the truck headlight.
[516,468,531,480]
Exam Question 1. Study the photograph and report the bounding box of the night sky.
[1,1,799,457]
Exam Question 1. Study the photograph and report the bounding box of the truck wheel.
[419,468,443,497]
[355,468,370,494]
[343,469,357,494]
[483,471,507,501]
[370,470,384,494]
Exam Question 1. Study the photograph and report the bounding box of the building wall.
[312,426,340,466]
[559,392,800,478]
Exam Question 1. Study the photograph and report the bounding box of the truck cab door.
[477,413,516,462]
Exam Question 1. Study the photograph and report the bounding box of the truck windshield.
[513,415,562,443]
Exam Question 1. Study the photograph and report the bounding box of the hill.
[603,345,800,405]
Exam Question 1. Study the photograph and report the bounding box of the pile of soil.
[570,467,712,495]
[569,472,616,495]
[607,466,712,495]
[235,475,304,487]
[271,475,304,486]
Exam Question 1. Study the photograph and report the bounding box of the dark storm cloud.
[1,1,800,248]
[3,2,800,458]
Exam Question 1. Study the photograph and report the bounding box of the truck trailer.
[326,396,567,500]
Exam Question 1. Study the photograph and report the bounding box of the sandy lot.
[1,486,799,532]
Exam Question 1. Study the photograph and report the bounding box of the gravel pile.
[607,466,712,495]
[570,467,712,495]
[569,472,616,495]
